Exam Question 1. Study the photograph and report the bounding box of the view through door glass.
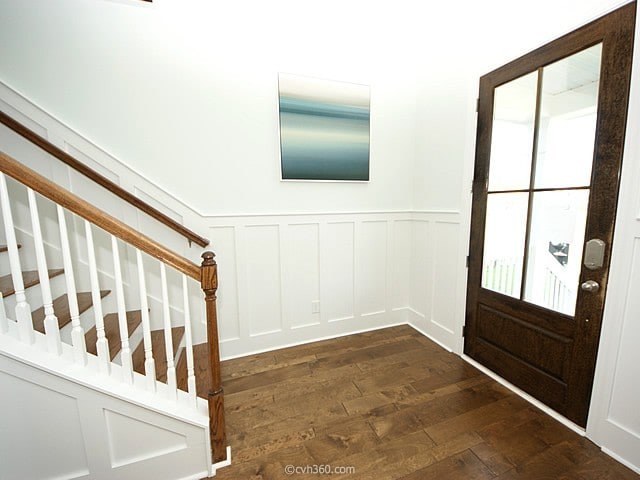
[482,44,601,317]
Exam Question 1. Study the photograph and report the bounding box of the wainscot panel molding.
[408,210,467,354]
[0,348,211,480]
[207,212,413,359]
[206,210,467,360]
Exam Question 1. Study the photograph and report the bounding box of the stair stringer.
[0,321,216,480]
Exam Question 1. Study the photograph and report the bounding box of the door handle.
[581,280,600,293]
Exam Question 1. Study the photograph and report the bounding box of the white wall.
[0,0,422,358]
[0,0,417,216]
[0,0,639,472]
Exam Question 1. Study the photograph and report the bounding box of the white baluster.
[57,206,87,365]
[136,249,156,392]
[85,221,110,375]
[111,235,133,384]
[0,173,34,344]
[28,189,62,355]
[0,292,7,334]
[160,263,177,401]
[182,274,197,406]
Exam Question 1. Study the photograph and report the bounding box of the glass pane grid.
[481,43,602,317]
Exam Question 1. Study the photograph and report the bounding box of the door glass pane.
[482,192,528,298]
[534,44,602,189]
[488,71,538,191]
[523,190,589,315]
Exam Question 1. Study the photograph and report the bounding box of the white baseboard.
[210,446,233,477]
[461,354,586,437]
[601,447,640,475]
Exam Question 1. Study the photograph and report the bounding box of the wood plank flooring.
[210,325,639,480]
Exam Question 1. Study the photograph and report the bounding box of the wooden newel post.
[201,251,227,463]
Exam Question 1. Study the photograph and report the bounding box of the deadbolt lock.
[584,239,605,270]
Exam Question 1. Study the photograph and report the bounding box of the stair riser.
[146,294,192,333]
[0,217,64,274]
[111,322,144,365]
[59,305,107,346]
[3,273,67,316]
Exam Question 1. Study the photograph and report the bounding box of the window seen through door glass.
[482,193,528,298]
[523,190,590,315]
[487,71,538,192]
[481,43,602,316]
[534,44,602,189]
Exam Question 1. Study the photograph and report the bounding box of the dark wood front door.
[464,3,636,427]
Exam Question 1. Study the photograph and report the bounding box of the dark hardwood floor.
[211,325,639,479]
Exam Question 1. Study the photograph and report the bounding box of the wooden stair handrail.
[0,151,200,280]
[0,110,209,248]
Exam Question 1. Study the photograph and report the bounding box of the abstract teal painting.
[278,73,370,181]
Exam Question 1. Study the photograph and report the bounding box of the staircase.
[0,151,227,480]
[0,258,194,389]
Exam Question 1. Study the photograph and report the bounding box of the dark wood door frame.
[464,2,636,427]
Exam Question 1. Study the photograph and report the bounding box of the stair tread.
[176,343,211,399]
[0,268,65,297]
[0,244,22,253]
[32,290,110,334]
[132,326,185,383]
[85,310,143,359]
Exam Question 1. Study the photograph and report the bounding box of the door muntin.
[481,43,602,318]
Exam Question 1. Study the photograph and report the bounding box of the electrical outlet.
[311,300,320,314]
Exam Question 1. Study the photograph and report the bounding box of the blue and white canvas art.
[278,73,370,181]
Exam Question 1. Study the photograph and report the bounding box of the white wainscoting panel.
[282,223,320,330]
[391,220,411,310]
[607,238,640,435]
[209,213,414,359]
[104,409,187,468]
[409,212,463,351]
[243,224,283,337]
[356,221,388,317]
[0,353,211,480]
[430,220,462,343]
[209,226,241,342]
[409,218,432,324]
[322,221,355,324]
[588,230,640,473]
[0,370,90,480]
